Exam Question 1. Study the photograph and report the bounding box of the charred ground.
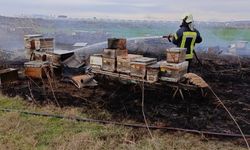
[0,53,250,143]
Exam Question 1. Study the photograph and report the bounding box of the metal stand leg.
[201,88,208,98]
[172,87,179,100]
[172,87,185,100]
[179,89,185,100]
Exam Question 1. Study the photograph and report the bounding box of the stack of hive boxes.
[90,38,129,71]
[24,34,54,60]
[159,48,189,82]
[89,38,158,82]
[24,34,56,79]
[31,37,54,60]
[102,38,128,72]
[24,34,43,59]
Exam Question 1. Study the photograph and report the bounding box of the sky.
[0,0,250,21]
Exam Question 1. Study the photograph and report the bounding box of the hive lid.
[63,54,85,68]
[160,61,189,70]
[24,61,50,68]
[24,34,43,39]
[117,54,143,60]
[92,54,103,57]
[167,47,187,52]
[46,50,74,55]
[147,62,160,68]
[132,57,157,63]
[0,68,17,74]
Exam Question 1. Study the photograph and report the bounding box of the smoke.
[75,37,174,60]
[1,15,250,62]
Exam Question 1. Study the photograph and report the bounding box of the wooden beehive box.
[159,61,189,82]
[26,49,33,60]
[0,68,18,85]
[46,50,74,66]
[117,54,143,74]
[39,38,54,52]
[24,39,40,50]
[102,57,116,72]
[146,62,160,83]
[30,51,47,61]
[24,61,50,78]
[62,54,85,69]
[90,54,103,69]
[103,49,128,59]
[24,34,43,50]
[108,38,127,50]
[166,48,186,63]
[130,57,157,78]
[25,39,42,59]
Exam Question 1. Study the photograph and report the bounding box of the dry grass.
[0,95,247,150]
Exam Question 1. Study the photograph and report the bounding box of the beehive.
[24,34,43,59]
[166,48,186,63]
[108,38,127,50]
[102,57,116,72]
[46,50,74,66]
[0,68,18,85]
[130,57,157,78]
[24,34,43,50]
[159,61,189,82]
[117,54,143,74]
[146,62,160,83]
[103,49,128,59]
[90,54,103,69]
[24,61,50,78]
[39,38,54,52]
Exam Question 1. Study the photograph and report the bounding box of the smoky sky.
[0,0,249,21]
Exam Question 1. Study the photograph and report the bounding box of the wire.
[141,79,153,138]
[42,66,61,108]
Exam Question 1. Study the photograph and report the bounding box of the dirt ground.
[1,53,250,144]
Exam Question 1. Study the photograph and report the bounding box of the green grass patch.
[0,95,27,109]
[36,118,64,146]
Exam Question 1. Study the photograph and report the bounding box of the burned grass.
[0,54,250,148]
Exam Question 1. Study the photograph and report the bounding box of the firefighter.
[165,14,202,72]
